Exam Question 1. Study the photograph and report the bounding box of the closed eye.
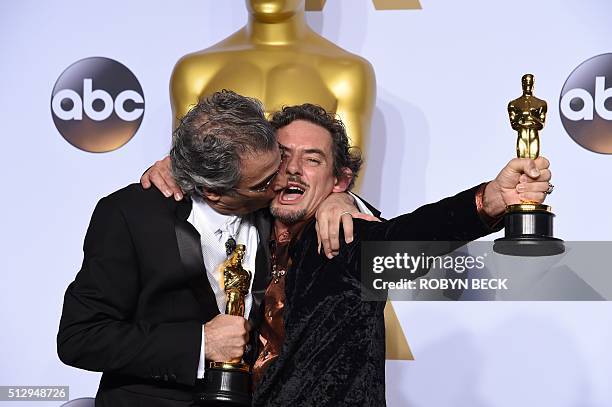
[306,158,321,165]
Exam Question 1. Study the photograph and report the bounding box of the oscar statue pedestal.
[195,362,251,406]
[494,203,564,256]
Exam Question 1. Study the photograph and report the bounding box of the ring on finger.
[545,183,554,195]
[340,211,353,217]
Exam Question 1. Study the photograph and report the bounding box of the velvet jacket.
[253,185,498,407]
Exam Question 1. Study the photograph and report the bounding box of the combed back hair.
[170,90,277,195]
[270,104,362,190]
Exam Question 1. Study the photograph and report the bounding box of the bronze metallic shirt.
[252,232,292,385]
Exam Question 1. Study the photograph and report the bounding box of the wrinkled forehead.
[277,120,333,154]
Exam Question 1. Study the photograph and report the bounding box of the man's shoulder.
[99,183,182,215]
[103,183,168,203]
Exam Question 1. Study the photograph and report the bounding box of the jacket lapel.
[249,209,273,326]
[174,197,220,323]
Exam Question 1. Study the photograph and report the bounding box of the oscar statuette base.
[493,204,565,257]
[193,362,251,406]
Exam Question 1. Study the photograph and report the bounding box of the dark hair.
[270,104,362,190]
[170,90,277,194]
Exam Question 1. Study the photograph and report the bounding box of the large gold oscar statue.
[170,0,411,360]
[170,0,375,153]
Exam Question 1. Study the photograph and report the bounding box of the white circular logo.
[559,53,612,154]
[51,57,145,153]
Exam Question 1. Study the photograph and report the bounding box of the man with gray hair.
[57,90,361,407]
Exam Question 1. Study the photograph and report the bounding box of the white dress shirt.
[187,195,259,379]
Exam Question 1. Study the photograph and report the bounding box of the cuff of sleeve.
[475,182,504,231]
[349,192,373,216]
[197,325,206,379]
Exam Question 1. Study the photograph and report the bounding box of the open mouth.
[278,183,306,204]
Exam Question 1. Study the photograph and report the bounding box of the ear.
[332,168,353,193]
[202,189,221,202]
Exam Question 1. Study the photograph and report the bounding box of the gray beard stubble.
[270,205,307,225]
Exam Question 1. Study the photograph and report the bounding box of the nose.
[285,153,302,175]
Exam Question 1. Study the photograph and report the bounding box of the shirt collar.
[191,194,239,234]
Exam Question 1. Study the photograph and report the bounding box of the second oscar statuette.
[493,74,564,257]
[195,244,252,406]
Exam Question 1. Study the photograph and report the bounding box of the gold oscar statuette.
[493,74,564,256]
[195,244,252,406]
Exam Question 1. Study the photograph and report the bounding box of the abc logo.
[559,53,612,154]
[51,57,145,153]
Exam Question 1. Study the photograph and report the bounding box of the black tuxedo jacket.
[57,184,273,407]
[253,185,498,407]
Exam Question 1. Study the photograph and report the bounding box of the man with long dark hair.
[249,104,551,406]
